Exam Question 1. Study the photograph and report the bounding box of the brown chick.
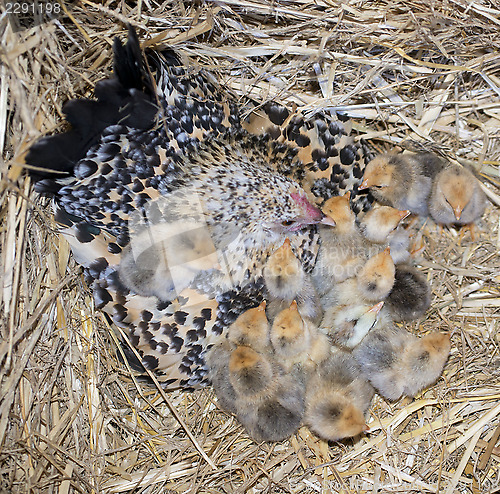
[359,206,410,244]
[359,153,445,216]
[353,324,451,401]
[270,301,310,361]
[264,238,321,323]
[228,346,277,403]
[356,247,396,302]
[305,351,374,442]
[209,341,307,442]
[428,164,487,226]
[385,264,431,322]
[227,301,270,351]
[358,205,411,264]
[312,193,365,291]
[264,238,304,301]
[271,301,330,370]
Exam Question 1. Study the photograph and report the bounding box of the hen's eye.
[282,220,295,226]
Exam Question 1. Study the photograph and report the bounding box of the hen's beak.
[290,192,325,225]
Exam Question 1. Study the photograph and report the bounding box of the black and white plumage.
[26,27,373,390]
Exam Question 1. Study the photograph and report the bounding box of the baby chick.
[227,301,270,351]
[228,346,277,403]
[320,301,384,349]
[358,205,411,264]
[271,301,330,370]
[320,249,394,348]
[208,341,306,442]
[356,247,396,302]
[305,351,374,442]
[359,152,445,216]
[312,193,365,290]
[353,324,451,401]
[306,391,369,442]
[428,164,487,226]
[205,340,239,414]
[358,206,410,244]
[385,264,431,322]
[238,367,306,442]
[264,238,321,323]
[270,301,310,362]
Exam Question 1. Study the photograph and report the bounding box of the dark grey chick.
[385,264,431,322]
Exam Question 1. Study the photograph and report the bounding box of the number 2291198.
[6,2,62,15]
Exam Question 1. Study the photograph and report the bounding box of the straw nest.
[1,1,500,492]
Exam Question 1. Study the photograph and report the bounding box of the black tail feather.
[112,25,151,93]
[26,25,158,184]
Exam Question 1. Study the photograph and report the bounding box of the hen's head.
[196,141,325,249]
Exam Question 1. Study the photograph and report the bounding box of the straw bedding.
[1,1,499,492]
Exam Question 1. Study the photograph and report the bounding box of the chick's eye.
[282,220,295,226]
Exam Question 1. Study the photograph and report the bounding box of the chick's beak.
[368,301,384,314]
[321,215,336,227]
[358,178,370,190]
[399,210,411,220]
[453,204,464,221]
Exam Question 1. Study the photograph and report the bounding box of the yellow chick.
[227,301,270,351]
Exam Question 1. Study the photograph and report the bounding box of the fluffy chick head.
[227,301,270,350]
[359,155,395,191]
[356,247,396,301]
[228,346,275,400]
[320,193,355,233]
[306,391,369,442]
[360,206,410,243]
[270,300,309,358]
[429,165,486,224]
[264,238,305,300]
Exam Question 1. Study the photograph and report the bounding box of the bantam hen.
[26,26,372,390]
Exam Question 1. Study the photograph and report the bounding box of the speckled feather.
[27,28,373,389]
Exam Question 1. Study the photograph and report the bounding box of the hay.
[1,1,499,492]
